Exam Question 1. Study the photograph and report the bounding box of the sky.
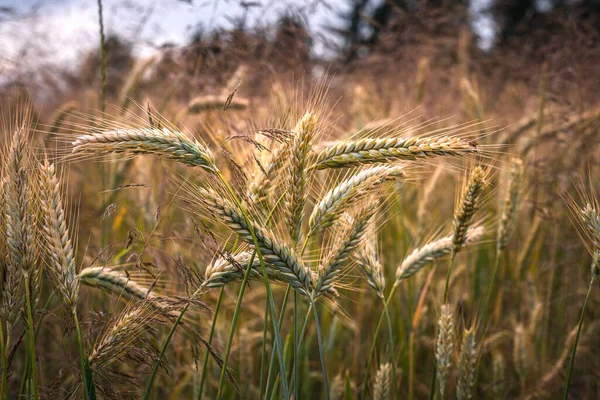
[0,0,347,79]
[0,0,497,83]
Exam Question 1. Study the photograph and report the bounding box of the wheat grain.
[71,127,217,172]
[312,135,477,170]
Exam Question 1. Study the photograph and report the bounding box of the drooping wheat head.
[71,127,218,172]
[396,225,484,283]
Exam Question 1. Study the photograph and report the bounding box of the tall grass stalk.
[564,253,598,399]
[197,287,224,400]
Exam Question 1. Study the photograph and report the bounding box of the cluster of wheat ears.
[0,82,598,400]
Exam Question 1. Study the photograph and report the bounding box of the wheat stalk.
[39,161,79,308]
[436,304,455,397]
[71,127,217,172]
[286,112,318,245]
[309,165,404,235]
[312,135,477,170]
[312,204,377,299]
[456,328,478,400]
[199,187,312,295]
[373,363,392,400]
[396,225,484,283]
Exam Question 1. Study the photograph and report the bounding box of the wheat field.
[1,2,600,399]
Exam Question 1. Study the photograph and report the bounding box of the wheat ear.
[373,363,392,400]
[453,166,487,252]
[355,216,386,296]
[312,135,477,170]
[286,112,318,245]
[202,251,286,289]
[199,187,312,295]
[456,328,478,400]
[2,127,37,326]
[79,266,155,302]
[39,161,79,308]
[497,158,523,251]
[72,127,217,172]
[436,304,455,397]
[248,141,290,205]
[396,225,484,283]
[312,204,377,299]
[309,165,404,235]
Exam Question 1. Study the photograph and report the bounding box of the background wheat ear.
[436,304,455,398]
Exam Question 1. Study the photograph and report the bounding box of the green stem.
[310,301,330,399]
[73,309,96,400]
[24,274,39,400]
[143,302,189,400]
[198,288,224,400]
[259,297,269,399]
[293,292,299,400]
[382,295,398,400]
[265,286,291,399]
[287,303,311,396]
[360,284,397,399]
[564,277,595,400]
[215,174,288,400]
